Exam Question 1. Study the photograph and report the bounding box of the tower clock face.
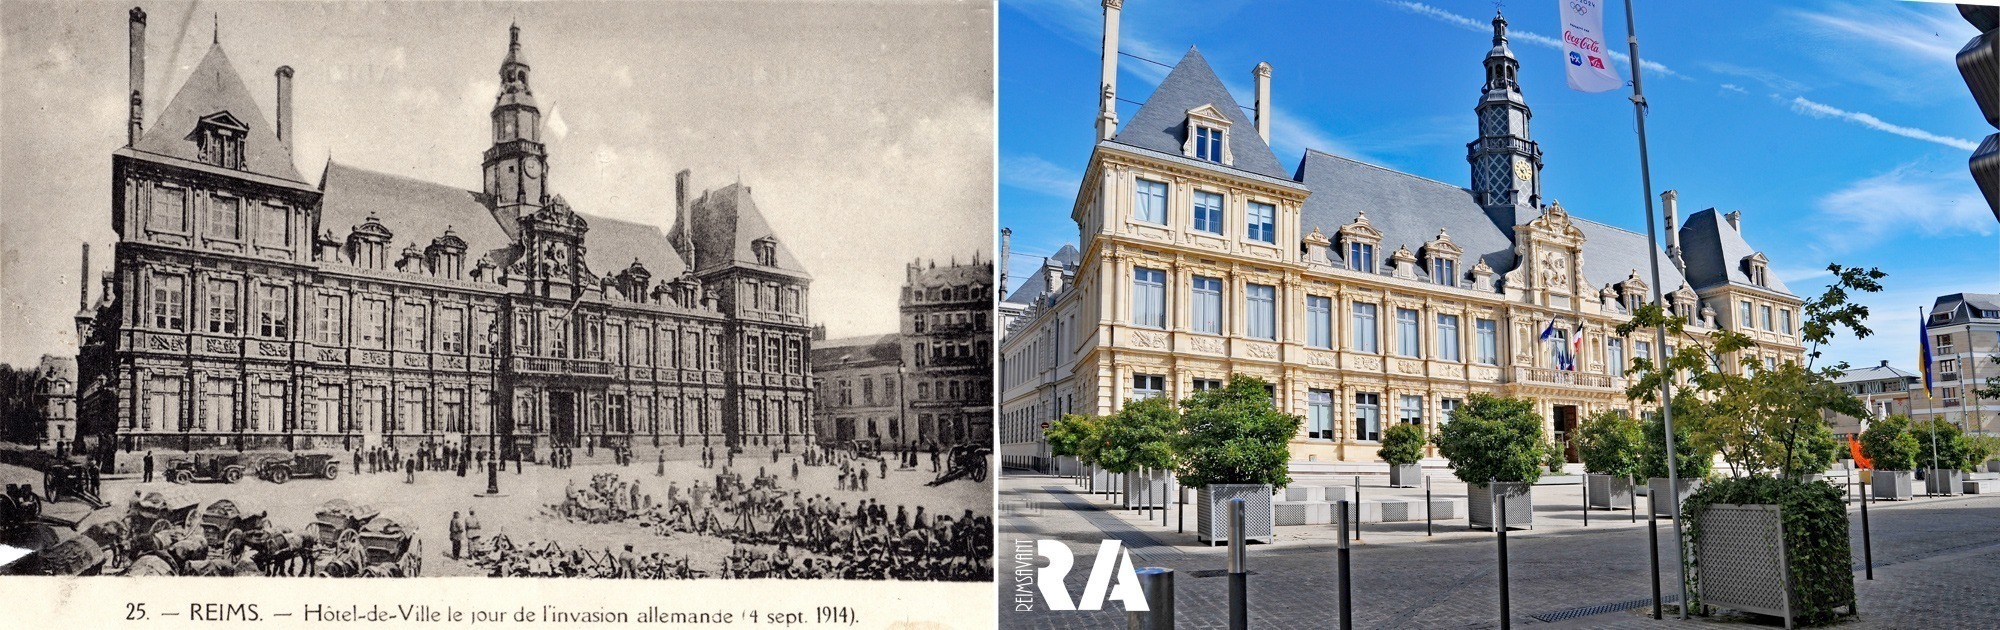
[525,159,542,179]
[1513,160,1533,182]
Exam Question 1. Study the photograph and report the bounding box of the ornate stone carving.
[147,334,187,352]
[1130,330,1169,349]
[257,342,288,358]
[1245,343,1278,359]
[1306,351,1336,367]
[1395,358,1423,375]
[204,338,239,354]
[1438,363,1466,379]
[1189,336,1224,354]
[1350,355,1383,371]
[316,347,342,362]
[360,350,390,366]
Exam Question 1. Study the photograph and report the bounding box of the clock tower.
[1467,12,1543,231]
[484,23,547,224]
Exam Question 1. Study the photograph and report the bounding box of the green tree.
[1576,410,1643,478]
[1044,414,1099,463]
[1639,403,1715,481]
[1913,418,1973,471]
[1860,415,1920,472]
[1172,375,1301,489]
[1792,420,1841,475]
[1432,394,1547,485]
[1378,423,1425,466]
[1965,434,2000,469]
[1094,397,1179,474]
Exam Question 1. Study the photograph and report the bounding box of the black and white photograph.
[0,0,994,584]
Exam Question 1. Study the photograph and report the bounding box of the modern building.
[998,5,1806,471]
[77,11,813,469]
[1825,360,1919,440]
[998,246,1080,471]
[1913,293,2000,434]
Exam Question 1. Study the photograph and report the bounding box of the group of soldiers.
[466,535,701,579]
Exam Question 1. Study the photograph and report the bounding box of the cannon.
[925,445,991,486]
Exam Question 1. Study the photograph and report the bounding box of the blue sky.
[1000,0,1999,372]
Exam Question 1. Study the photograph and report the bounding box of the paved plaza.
[997,470,2000,629]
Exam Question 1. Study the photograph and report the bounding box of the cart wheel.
[222,467,243,484]
[972,465,987,482]
[268,467,291,485]
[323,464,339,480]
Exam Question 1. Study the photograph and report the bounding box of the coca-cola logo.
[1564,30,1603,54]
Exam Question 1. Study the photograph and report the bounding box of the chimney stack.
[128,7,146,146]
[275,66,294,145]
[1725,210,1742,230]
[999,228,1012,294]
[1661,190,1684,272]
[79,243,90,311]
[1254,62,1272,143]
[1096,0,1122,141]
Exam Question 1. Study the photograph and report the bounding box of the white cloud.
[1002,154,1080,199]
[1704,62,1810,95]
[1383,1,1687,80]
[1789,3,1973,65]
[1810,162,1994,251]
[1788,97,1980,151]
[1719,83,1747,95]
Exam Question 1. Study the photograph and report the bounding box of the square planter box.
[1388,463,1422,488]
[1649,478,1703,518]
[1280,485,1351,503]
[1926,468,1964,496]
[1084,467,1116,494]
[1586,474,1635,510]
[1987,460,2000,474]
[1467,482,1532,530]
[1872,470,1914,501]
[1121,469,1177,509]
[1196,484,1275,545]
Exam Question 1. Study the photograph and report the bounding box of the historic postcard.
[0,0,995,623]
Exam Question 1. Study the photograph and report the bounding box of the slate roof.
[810,334,903,367]
[1003,244,1080,305]
[1931,293,2000,325]
[1678,208,1794,296]
[1295,151,1516,281]
[685,183,808,278]
[1111,48,1289,181]
[1833,361,1918,385]
[135,43,304,183]
[318,162,685,281]
[1570,216,1688,294]
[911,260,993,291]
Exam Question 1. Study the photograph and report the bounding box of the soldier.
[142,450,154,483]
[929,442,940,473]
[791,459,799,482]
[657,451,666,477]
[859,464,869,492]
[465,509,483,551]
[449,512,464,560]
[879,457,887,481]
[353,449,362,475]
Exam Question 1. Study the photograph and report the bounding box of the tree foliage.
[1859,415,1920,472]
[1093,397,1179,474]
[1913,418,1974,471]
[1576,410,1643,478]
[1682,476,1854,626]
[1172,375,1301,489]
[1639,405,1715,481]
[1044,414,1100,462]
[1432,394,1547,485]
[1378,422,1425,466]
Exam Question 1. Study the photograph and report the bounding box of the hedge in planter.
[1859,415,1919,472]
[1096,397,1179,508]
[1681,475,1854,626]
[1175,376,1300,543]
[1578,411,1642,508]
[1913,418,1974,471]
[1433,394,1545,529]
[1640,410,1714,482]
[1380,423,1425,487]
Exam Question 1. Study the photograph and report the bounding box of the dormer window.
[192,112,248,169]
[1422,229,1463,287]
[753,236,778,267]
[1742,252,1770,287]
[1337,211,1384,273]
[1181,105,1234,166]
[1349,242,1375,273]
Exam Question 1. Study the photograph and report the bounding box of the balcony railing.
[1510,366,1613,389]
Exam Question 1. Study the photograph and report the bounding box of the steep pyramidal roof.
[1678,208,1792,296]
[687,183,809,278]
[1002,244,1079,305]
[135,43,303,183]
[1111,48,1288,180]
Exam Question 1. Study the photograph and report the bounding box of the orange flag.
[1849,435,1873,470]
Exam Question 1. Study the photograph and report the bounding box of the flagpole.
[1922,307,1939,492]
[1620,0,1688,618]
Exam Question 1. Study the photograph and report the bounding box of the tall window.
[1400,394,1423,426]
[1780,309,1794,335]
[152,274,186,330]
[1352,302,1379,353]
[1348,242,1376,273]
[203,378,237,432]
[358,385,385,433]
[1608,338,1626,376]
[1433,258,1457,287]
[256,381,285,432]
[1306,295,1333,348]
[1193,190,1224,234]
[1396,308,1421,357]
[1245,283,1277,340]
[1475,319,1498,365]
[316,384,341,432]
[1193,126,1224,162]
[1133,267,1167,328]
[633,327,652,367]
[547,315,568,358]
[1354,393,1381,442]
[1635,340,1652,364]
[438,306,465,353]
[1437,313,1461,362]
[1134,179,1168,224]
[257,285,289,338]
[1246,202,1276,243]
[1739,301,1754,329]
[359,299,387,348]
[1440,398,1462,427]
[605,323,623,364]
[746,337,763,372]
[765,335,781,373]
[206,279,239,334]
[401,388,428,433]
[1132,374,1165,400]
[1191,276,1222,335]
[1308,390,1335,439]
[399,303,429,351]
[150,186,186,232]
[211,196,241,240]
[315,294,344,345]
[442,389,466,432]
[146,375,183,430]
[1759,305,1773,331]
[258,204,288,246]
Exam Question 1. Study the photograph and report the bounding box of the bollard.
[1228,497,1249,630]
[1582,473,1590,527]
[1649,488,1662,619]
[1353,476,1363,542]
[1629,473,1637,523]
[1127,567,1175,630]
[1425,475,1433,536]
[1495,479,1511,630]
[1861,472,1873,580]
[1178,486,1185,533]
[1337,499,1354,630]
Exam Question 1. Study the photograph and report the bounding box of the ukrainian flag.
[1918,308,1934,400]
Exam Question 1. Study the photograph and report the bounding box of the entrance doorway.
[1553,405,1580,463]
[549,392,577,447]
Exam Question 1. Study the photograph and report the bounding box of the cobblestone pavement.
[997,471,2000,629]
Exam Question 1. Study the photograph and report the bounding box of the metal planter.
[1694,504,1794,628]
[1987,459,2000,474]
[1387,463,1422,488]
[1467,482,1532,530]
[1586,474,1634,510]
[1649,477,1704,518]
[1196,484,1275,545]
[1120,469,1177,509]
[1926,468,1965,496]
[1872,470,1913,501]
